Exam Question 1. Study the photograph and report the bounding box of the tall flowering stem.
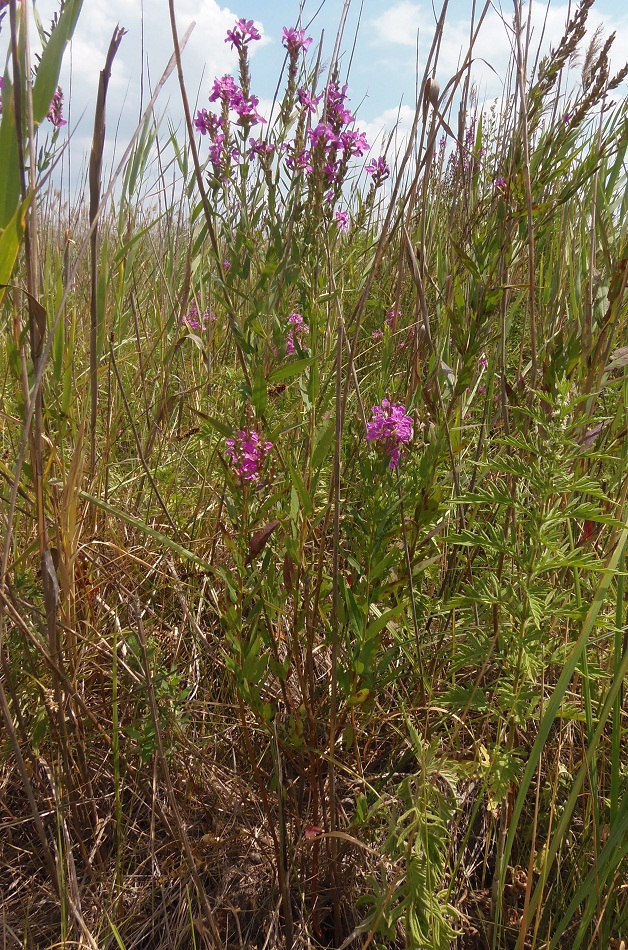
[281,26,312,120]
[225,17,261,101]
[47,86,66,128]
[225,430,273,485]
[366,400,414,469]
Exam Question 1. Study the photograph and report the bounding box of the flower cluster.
[194,109,221,137]
[47,86,66,128]
[194,91,251,176]
[334,208,349,231]
[285,312,309,355]
[365,155,390,186]
[195,19,269,178]
[282,26,312,56]
[0,76,67,125]
[297,86,322,114]
[371,308,400,342]
[225,18,261,49]
[225,430,273,484]
[181,303,216,331]
[366,400,413,468]
[249,137,275,158]
[207,73,265,127]
[196,22,373,209]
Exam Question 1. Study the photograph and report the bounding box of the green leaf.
[498,518,628,917]
[312,417,335,470]
[364,603,406,641]
[252,366,268,416]
[32,0,84,126]
[288,464,313,517]
[0,195,31,304]
[0,79,22,230]
[268,357,312,384]
[204,416,233,439]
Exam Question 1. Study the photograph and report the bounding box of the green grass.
[1,1,627,947]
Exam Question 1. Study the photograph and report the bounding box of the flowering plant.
[285,312,309,355]
[181,303,216,331]
[225,430,273,484]
[366,400,414,468]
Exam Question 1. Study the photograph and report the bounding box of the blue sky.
[3,0,627,187]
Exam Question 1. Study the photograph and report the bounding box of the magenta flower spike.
[334,209,349,231]
[282,26,312,55]
[225,18,261,49]
[365,155,390,184]
[366,400,414,468]
[285,312,309,355]
[225,430,273,484]
[47,87,66,128]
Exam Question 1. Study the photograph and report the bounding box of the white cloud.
[360,103,418,164]
[371,2,426,47]
[368,0,628,119]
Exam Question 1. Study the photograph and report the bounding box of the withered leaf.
[605,347,628,373]
[246,519,280,564]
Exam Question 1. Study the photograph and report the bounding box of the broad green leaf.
[0,83,23,230]
[364,603,406,641]
[0,195,31,304]
[252,366,267,416]
[32,0,84,126]
[268,357,312,384]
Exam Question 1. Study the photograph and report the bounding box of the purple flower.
[249,137,275,159]
[297,87,322,114]
[47,87,66,129]
[371,330,384,341]
[334,209,349,231]
[365,155,390,184]
[464,118,476,147]
[208,134,226,164]
[232,91,266,127]
[282,26,312,55]
[325,81,354,127]
[223,260,231,271]
[366,400,413,468]
[194,109,222,136]
[181,303,216,330]
[208,74,240,105]
[385,309,400,327]
[340,128,369,157]
[225,18,261,50]
[324,161,340,184]
[225,430,273,484]
[285,146,312,174]
[307,122,339,149]
[285,311,309,355]
[494,176,506,189]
